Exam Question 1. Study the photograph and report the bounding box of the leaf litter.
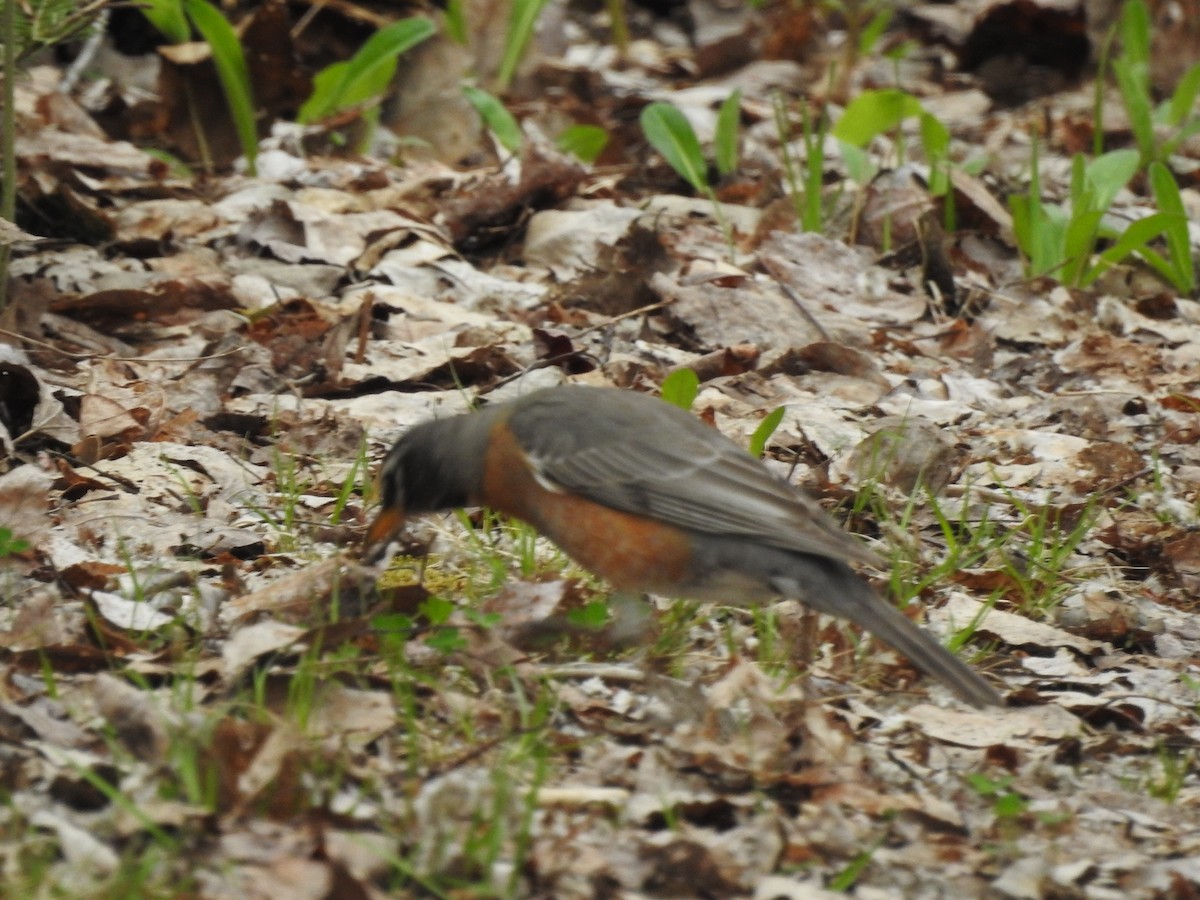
[2,2,1200,896]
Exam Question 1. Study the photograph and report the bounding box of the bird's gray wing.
[505,386,881,567]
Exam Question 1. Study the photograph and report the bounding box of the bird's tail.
[781,558,1003,708]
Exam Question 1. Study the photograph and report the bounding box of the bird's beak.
[364,506,406,554]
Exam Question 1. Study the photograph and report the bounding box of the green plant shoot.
[299,17,436,125]
[714,89,742,177]
[556,125,609,164]
[748,407,785,458]
[463,85,523,155]
[183,0,259,174]
[660,369,699,411]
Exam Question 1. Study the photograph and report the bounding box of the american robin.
[365,384,1002,707]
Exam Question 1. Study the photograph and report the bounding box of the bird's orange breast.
[479,421,696,593]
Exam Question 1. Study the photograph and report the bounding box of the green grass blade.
[1113,58,1155,162]
[497,0,550,91]
[748,407,785,458]
[1147,162,1195,293]
[140,0,189,43]
[183,0,258,174]
[920,111,950,195]
[1119,0,1151,65]
[1062,209,1103,285]
[714,89,742,176]
[1167,62,1200,127]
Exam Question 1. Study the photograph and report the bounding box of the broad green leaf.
[660,369,699,410]
[641,102,708,193]
[463,85,522,154]
[184,0,257,173]
[832,89,922,146]
[556,125,608,163]
[714,89,742,176]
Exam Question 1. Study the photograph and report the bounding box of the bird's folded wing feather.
[507,390,881,568]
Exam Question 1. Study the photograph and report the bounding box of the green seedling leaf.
[140,0,189,43]
[1113,57,1154,161]
[497,0,550,90]
[184,0,258,173]
[420,595,455,626]
[1087,211,1185,288]
[0,526,29,556]
[799,99,826,231]
[967,772,1013,796]
[1147,162,1196,293]
[443,0,468,44]
[832,88,923,146]
[858,8,892,55]
[660,369,700,410]
[1167,63,1200,127]
[425,627,467,654]
[463,85,523,155]
[641,102,708,193]
[372,612,415,652]
[714,89,742,176]
[464,608,503,629]
[1120,0,1151,65]
[920,111,950,195]
[1061,208,1104,285]
[299,17,435,124]
[838,140,875,185]
[1011,177,1067,280]
[556,125,608,163]
[993,791,1029,819]
[1085,149,1139,211]
[748,407,785,458]
[372,612,416,634]
[566,601,610,629]
[302,62,354,123]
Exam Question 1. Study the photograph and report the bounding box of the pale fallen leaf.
[902,702,1082,747]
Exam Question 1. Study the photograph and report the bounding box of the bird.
[365,384,1003,708]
